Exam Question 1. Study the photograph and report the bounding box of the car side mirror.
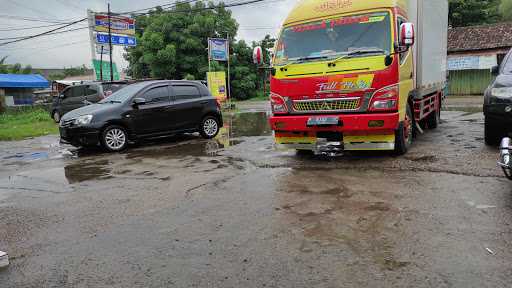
[491,65,500,76]
[132,97,146,107]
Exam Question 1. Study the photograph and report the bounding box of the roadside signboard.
[94,14,135,36]
[207,71,227,102]
[447,55,497,71]
[96,44,110,55]
[96,33,137,46]
[93,59,120,81]
[208,38,229,61]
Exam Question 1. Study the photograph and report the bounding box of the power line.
[0,18,87,46]
[0,0,278,47]
[0,14,74,24]
[0,23,70,32]
[0,25,89,41]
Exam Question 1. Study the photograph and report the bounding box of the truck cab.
[257,0,448,155]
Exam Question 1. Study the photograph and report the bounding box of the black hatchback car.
[59,80,223,152]
[51,82,128,123]
[484,49,512,145]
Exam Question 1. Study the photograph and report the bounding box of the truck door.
[397,16,414,121]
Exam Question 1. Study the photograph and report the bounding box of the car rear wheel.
[395,104,414,155]
[52,111,61,123]
[485,116,501,146]
[101,125,128,152]
[200,116,220,139]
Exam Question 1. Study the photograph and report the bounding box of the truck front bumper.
[269,112,400,151]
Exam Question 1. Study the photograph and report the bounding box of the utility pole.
[87,9,97,80]
[100,46,104,80]
[226,33,231,101]
[108,3,113,82]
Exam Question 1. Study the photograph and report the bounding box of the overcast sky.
[0,0,298,70]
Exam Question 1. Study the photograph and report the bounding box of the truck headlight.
[491,87,512,98]
[74,115,93,126]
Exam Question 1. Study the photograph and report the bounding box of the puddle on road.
[277,168,411,271]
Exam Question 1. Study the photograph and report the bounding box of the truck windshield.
[274,12,392,66]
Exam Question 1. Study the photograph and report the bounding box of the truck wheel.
[395,105,414,155]
[101,125,128,152]
[484,117,501,146]
[426,95,441,129]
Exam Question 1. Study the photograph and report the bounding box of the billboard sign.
[209,38,229,61]
[93,59,120,81]
[96,33,137,46]
[94,14,135,36]
[207,71,227,102]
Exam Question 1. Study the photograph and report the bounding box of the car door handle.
[200,101,208,105]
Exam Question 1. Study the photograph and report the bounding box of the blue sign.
[209,38,228,61]
[96,33,137,47]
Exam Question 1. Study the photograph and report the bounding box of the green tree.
[500,0,512,21]
[449,0,501,27]
[125,1,237,80]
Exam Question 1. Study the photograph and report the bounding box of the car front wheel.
[200,116,220,139]
[101,125,128,152]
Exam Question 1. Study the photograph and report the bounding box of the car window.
[173,85,201,100]
[102,83,127,97]
[71,86,84,98]
[141,86,170,103]
[85,85,98,96]
[62,88,72,98]
[503,52,512,74]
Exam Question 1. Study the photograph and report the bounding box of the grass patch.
[0,108,58,141]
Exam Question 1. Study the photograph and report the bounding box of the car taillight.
[369,85,399,112]
[270,92,288,114]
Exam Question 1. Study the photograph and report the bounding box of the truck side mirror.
[253,46,263,65]
[400,23,415,47]
[491,65,500,76]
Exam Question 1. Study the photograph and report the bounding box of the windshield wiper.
[100,100,122,104]
[276,55,330,69]
[328,48,386,64]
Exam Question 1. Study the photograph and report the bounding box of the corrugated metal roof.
[0,74,49,88]
[448,22,512,52]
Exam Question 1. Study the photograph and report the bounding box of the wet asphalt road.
[0,104,511,287]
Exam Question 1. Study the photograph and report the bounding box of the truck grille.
[292,98,360,112]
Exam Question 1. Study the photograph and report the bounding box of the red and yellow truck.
[255,0,448,154]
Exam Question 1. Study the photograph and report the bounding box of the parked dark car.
[50,82,128,123]
[59,80,223,152]
[484,49,512,145]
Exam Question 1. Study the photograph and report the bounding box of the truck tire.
[395,105,414,155]
[484,117,501,146]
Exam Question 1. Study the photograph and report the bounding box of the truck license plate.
[307,116,340,127]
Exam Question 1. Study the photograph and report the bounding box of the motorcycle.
[498,137,512,180]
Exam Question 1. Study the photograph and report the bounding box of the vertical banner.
[93,60,120,81]
[208,38,229,61]
[207,71,227,102]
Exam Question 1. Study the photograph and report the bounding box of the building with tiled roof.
[447,23,512,95]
